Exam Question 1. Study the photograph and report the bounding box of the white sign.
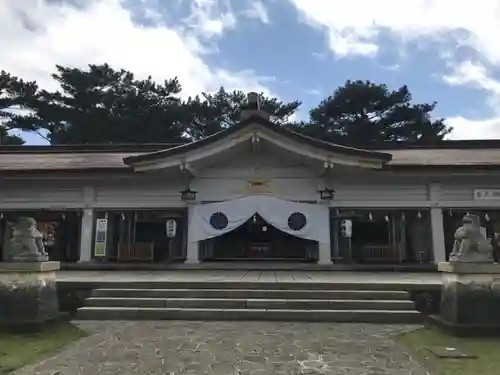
[474,189,500,200]
[96,218,108,231]
[94,218,108,257]
[165,219,177,238]
[340,219,352,238]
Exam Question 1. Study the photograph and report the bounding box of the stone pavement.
[57,269,442,286]
[12,321,431,375]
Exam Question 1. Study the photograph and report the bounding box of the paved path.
[57,270,441,286]
[13,322,431,375]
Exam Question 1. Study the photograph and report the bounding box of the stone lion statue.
[449,214,494,263]
[3,217,49,262]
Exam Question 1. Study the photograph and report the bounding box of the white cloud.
[443,60,500,110]
[446,116,500,140]
[0,0,276,144]
[288,0,500,139]
[241,1,269,24]
[184,0,237,40]
[287,0,500,63]
[443,60,500,139]
[0,0,274,99]
[379,64,400,72]
[303,88,321,96]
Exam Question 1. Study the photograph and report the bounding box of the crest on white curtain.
[188,195,330,243]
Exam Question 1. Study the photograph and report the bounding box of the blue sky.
[2,0,500,144]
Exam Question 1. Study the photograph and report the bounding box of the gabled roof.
[1,123,500,173]
[123,114,393,166]
[1,146,500,173]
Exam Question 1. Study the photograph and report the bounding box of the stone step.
[91,288,410,300]
[84,297,415,310]
[72,280,430,291]
[76,306,424,323]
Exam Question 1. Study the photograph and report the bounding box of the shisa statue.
[449,214,494,263]
[3,217,49,262]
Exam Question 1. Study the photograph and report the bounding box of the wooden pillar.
[78,208,94,262]
[431,208,446,263]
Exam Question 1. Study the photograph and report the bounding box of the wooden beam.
[180,163,196,178]
[319,161,334,177]
[251,133,261,154]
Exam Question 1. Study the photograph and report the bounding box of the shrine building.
[1,93,500,268]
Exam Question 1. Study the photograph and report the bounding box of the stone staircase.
[76,281,424,323]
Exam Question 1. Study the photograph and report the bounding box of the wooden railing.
[248,242,272,258]
[363,244,401,262]
[117,242,155,262]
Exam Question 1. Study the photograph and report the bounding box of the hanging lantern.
[417,211,422,219]
[180,188,197,202]
[485,213,491,222]
[121,212,125,221]
[401,212,406,221]
[104,211,108,220]
[384,214,389,222]
[368,212,373,221]
[0,212,3,220]
[61,213,66,220]
[253,213,257,223]
[318,187,335,201]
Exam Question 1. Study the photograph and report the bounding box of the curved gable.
[123,115,392,172]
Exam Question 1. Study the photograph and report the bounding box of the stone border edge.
[0,261,61,273]
[438,261,500,274]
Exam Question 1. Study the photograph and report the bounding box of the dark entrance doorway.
[200,213,318,261]
[332,209,432,264]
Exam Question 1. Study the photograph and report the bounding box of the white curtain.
[187,195,330,243]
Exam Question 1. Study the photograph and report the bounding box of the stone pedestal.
[0,261,60,330]
[437,262,500,336]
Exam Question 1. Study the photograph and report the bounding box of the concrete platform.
[62,261,437,272]
[57,270,442,291]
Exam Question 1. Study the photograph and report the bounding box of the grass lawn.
[0,323,87,375]
[397,325,500,375]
